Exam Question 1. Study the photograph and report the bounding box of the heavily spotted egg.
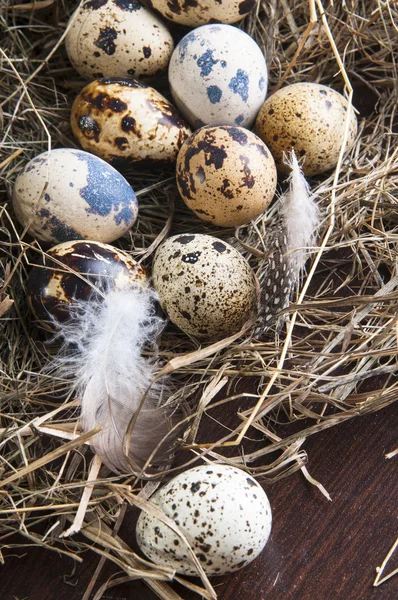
[28,240,147,327]
[255,82,358,176]
[12,149,138,244]
[71,78,191,169]
[176,126,277,227]
[65,0,174,81]
[145,0,259,26]
[152,234,257,340]
[136,464,272,576]
[169,25,268,129]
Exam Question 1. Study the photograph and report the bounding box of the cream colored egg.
[145,0,258,26]
[152,233,257,340]
[71,78,191,169]
[255,82,358,176]
[177,126,276,227]
[65,0,174,80]
[169,25,268,129]
[12,149,138,244]
[136,464,272,576]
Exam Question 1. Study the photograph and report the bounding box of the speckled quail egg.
[28,240,147,327]
[136,464,272,576]
[169,25,268,129]
[177,126,276,227]
[71,78,191,169]
[152,233,257,340]
[145,0,259,26]
[255,82,358,176]
[12,148,138,244]
[65,0,174,81]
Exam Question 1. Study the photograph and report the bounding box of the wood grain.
[1,404,397,600]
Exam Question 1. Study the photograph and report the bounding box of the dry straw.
[1,0,397,597]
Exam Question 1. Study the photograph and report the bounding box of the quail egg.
[145,0,259,26]
[12,148,138,244]
[65,0,174,80]
[71,77,191,169]
[136,464,272,576]
[152,233,257,340]
[255,82,358,176]
[169,25,268,129]
[177,126,276,227]
[28,240,147,327]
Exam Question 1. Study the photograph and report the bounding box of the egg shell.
[71,78,191,169]
[65,0,174,81]
[169,25,268,129]
[27,240,147,327]
[12,149,138,244]
[176,126,277,227]
[145,0,258,26]
[255,82,358,176]
[152,233,257,340]
[136,464,272,576]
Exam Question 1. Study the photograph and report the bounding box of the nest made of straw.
[0,1,397,598]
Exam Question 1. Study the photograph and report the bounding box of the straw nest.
[0,1,397,598]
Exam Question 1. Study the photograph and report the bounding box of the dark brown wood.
[1,404,397,600]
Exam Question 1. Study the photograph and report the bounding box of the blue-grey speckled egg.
[136,464,272,576]
[169,25,268,129]
[12,148,138,244]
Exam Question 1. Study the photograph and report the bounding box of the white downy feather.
[280,151,320,278]
[54,285,180,474]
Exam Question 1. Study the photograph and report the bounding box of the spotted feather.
[254,153,320,337]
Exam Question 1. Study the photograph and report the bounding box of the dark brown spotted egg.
[12,149,138,244]
[65,0,174,81]
[177,126,277,227]
[71,78,191,169]
[28,240,147,328]
[145,0,258,26]
[255,82,358,176]
[152,234,257,340]
[136,464,272,576]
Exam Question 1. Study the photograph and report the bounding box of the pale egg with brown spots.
[12,149,138,244]
[176,126,277,227]
[144,0,259,26]
[65,0,174,81]
[136,464,272,576]
[152,233,257,340]
[255,82,358,176]
[71,78,191,169]
[27,240,147,328]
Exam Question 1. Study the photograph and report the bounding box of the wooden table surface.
[1,403,397,600]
